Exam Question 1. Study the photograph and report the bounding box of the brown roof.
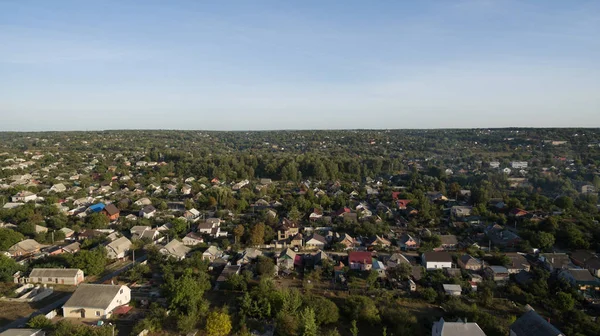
[103,203,120,216]
[423,251,452,263]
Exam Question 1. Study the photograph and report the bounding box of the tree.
[233,224,244,244]
[531,231,555,250]
[87,212,109,229]
[0,228,24,251]
[555,196,573,209]
[27,315,53,330]
[206,310,232,336]
[555,292,575,311]
[350,320,359,336]
[304,295,339,325]
[387,263,412,281]
[420,287,437,303]
[288,206,301,222]
[300,307,318,336]
[250,222,265,246]
[70,247,107,276]
[343,295,380,324]
[256,256,275,276]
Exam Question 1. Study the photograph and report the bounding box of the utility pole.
[51,231,54,244]
[132,249,135,265]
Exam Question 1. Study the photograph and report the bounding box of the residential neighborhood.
[1,129,600,336]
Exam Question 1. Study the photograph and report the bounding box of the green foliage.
[256,255,275,276]
[343,295,380,324]
[206,310,232,336]
[70,247,107,276]
[300,307,318,336]
[250,222,265,246]
[420,287,437,303]
[27,315,53,330]
[303,295,339,325]
[86,212,109,229]
[0,228,24,251]
[350,320,358,336]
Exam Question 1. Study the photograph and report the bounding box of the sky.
[1,0,599,131]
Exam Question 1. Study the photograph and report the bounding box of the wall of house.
[425,261,452,269]
[63,306,108,319]
[29,274,81,285]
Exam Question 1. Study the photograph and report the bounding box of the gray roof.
[63,284,125,309]
[435,318,486,336]
[29,268,82,279]
[0,329,43,336]
[160,239,191,258]
[510,310,563,336]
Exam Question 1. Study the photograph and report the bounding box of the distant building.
[510,161,528,169]
[510,309,564,336]
[62,284,130,319]
[27,268,84,285]
[432,317,486,336]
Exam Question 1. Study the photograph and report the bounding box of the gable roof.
[423,251,452,263]
[160,239,191,258]
[348,251,372,265]
[510,310,563,336]
[63,284,126,309]
[103,203,119,216]
[306,233,327,244]
[29,268,81,279]
[106,237,132,254]
[434,318,486,336]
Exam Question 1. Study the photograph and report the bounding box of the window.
[96,311,101,316]
[38,278,42,282]
[48,278,52,281]
[120,289,123,294]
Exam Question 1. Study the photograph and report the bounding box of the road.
[0,255,146,332]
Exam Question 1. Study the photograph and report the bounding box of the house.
[202,245,223,262]
[59,227,75,239]
[277,218,299,240]
[396,199,411,210]
[237,247,263,265]
[484,266,510,284]
[0,330,45,336]
[61,242,80,254]
[106,237,132,259]
[558,269,600,296]
[183,232,204,246]
[278,248,298,270]
[88,203,105,213]
[11,191,37,202]
[28,268,84,285]
[422,252,453,270]
[581,184,596,194]
[183,208,200,221]
[486,225,522,247]
[311,250,329,270]
[539,253,571,272]
[437,235,458,251]
[570,250,596,268]
[348,251,373,271]
[432,317,486,336]
[290,233,304,248]
[102,204,120,221]
[451,206,473,218]
[372,260,386,278]
[309,208,323,221]
[458,254,484,271]
[338,233,357,249]
[366,235,391,248]
[397,233,419,250]
[304,233,326,250]
[197,218,221,237]
[8,239,42,257]
[130,226,159,241]
[510,161,528,169]
[585,257,600,278]
[510,309,564,336]
[216,265,241,285]
[159,239,191,260]
[62,284,130,319]
[386,253,412,268]
[35,225,48,234]
[509,208,528,218]
[407,279,417,292]
[134,197,152,206]
[505,253,530,273]
[50,183,67,193]
[442,284,463,296]
[139,205,156,218]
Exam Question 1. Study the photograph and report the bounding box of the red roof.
[392,192,401,200]
[112,305,132,315]
[397,199,411,208]
[348,251,372,265]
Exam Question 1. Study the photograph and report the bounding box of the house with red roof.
[397,199,411,210]
[348,251,373,271]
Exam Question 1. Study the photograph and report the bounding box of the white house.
[28,268,84,285]
[105,237,132,259]
[62,284,130,319]
[432,317,486,336]
[422,252,453,270]
[510,161,528,169]
[11,191,37,202]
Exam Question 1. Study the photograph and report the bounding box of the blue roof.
[89,203,105,212]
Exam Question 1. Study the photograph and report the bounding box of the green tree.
[304,295,339,325]
[206,310,232,336]
[555,292,575,311]
[70,247,107,276]
[531,231,555,250]
[555,196,573,209]
[420,287,437,303]
[343,295,380,324]
[300,307,318,336]
[350,320,359,336]
[233,224,245,244]
[87,212,109,229]
[27,315,53,330]
[256,256,275,277]
[250,222,265,246]
[0,228,24,251]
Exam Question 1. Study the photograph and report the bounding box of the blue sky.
[1,0,599,131]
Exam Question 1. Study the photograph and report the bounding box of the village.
[0,129,600,336]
